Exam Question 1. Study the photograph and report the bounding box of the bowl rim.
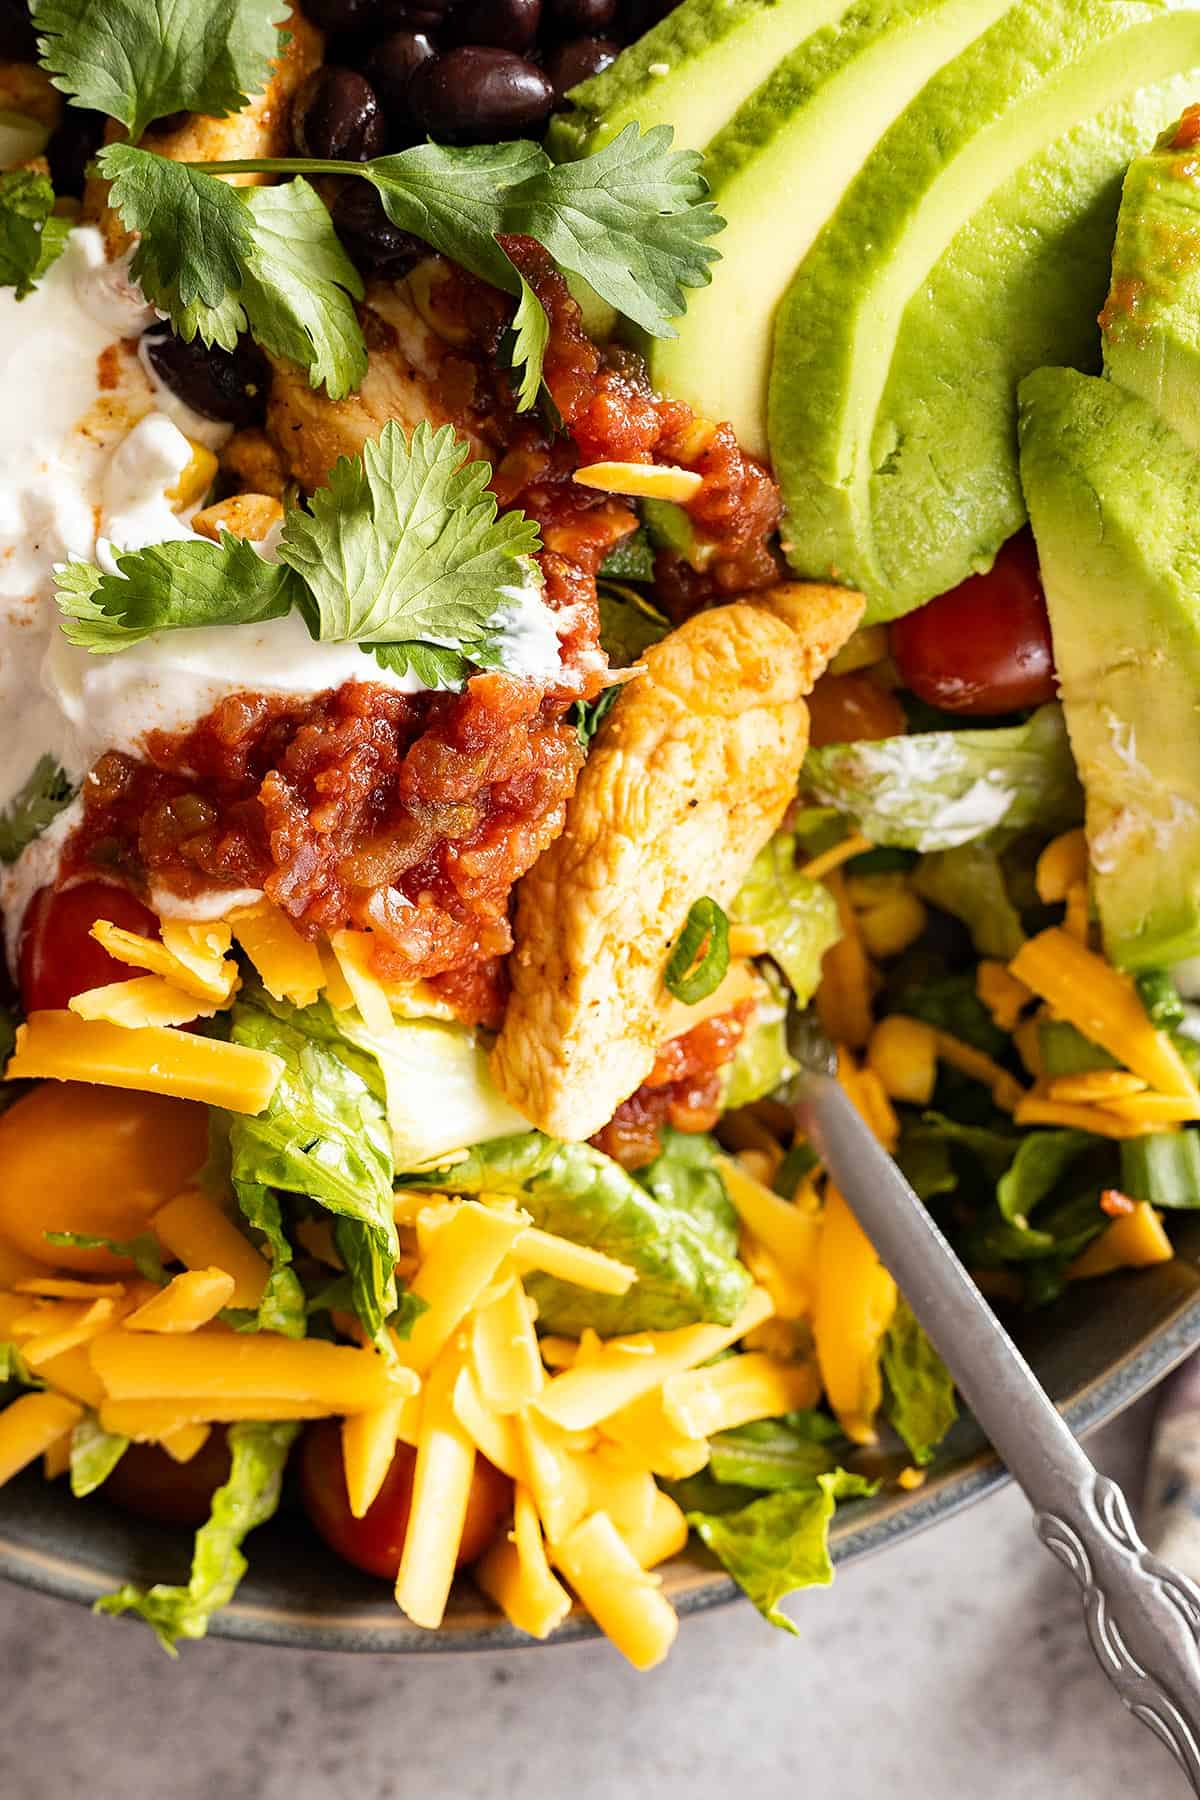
[3,1281,1199,1655]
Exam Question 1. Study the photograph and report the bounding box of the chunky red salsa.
[591,1002,755,1169]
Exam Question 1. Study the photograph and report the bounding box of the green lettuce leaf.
[0,167,68,296]
[731,832,840,1003]
[45,1230,166,1285]
[413,1132,751,1335]
[227,991,397,1342]
[348,1014,529,1173]
[995,1130,1095,1226]
[96,1419,298,1650]
[722,972,797,1110]
[880,1298,957,1466]
[597,582,668,663]
[886,971,1006,1056]
[707,1415,843,1490]
[0,756,75,864]
[688,1469,876,1632]
[598,532,655,583]
[635,1127,739,1259]
[69,1413,128,1497]
[0,1341,40,1386]
[912,844,1025,959]
[804,705,1083,852]
[1120,1132,1200,1209]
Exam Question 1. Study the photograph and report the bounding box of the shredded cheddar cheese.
[7,1012,284,1112]
[123,1269,236,1333]
[70,975,221,1029]
[151,1188,271,1309]
[0,1392,83,1487]
[553,1513,679,1671]
[229,902,325,1007]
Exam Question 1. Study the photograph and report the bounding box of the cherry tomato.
[889,531,1057,716]
[18,879,161,1013]
[806,673,907,748]
[299,1420,512,1580]
[102,1430,234,1528]
[0,1083,210,1271]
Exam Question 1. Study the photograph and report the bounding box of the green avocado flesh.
[1102,118,1200,450]
[647,0,1013,459]
[769,0,1200,622]
[547,0,845,160]
[1019,366,1200,969]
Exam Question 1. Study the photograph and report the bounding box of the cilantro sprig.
[97,125,723,406]
[33,0,287,145]
[55,421,544,691]
[0,169,69,298]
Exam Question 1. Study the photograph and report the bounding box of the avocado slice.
[1019,365,1200,969]
[770,0,1200,623]
[1101,112,1200,450]
[647,0,1015,458]
[547,0,849,162]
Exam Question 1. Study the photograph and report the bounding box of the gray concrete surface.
[0,1397,1181,1800]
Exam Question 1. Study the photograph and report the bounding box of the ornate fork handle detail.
[1036,1474,1200,1789]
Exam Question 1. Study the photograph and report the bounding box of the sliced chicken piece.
[83,7,324,257]
[266,277,491,491]
[492,583,865,1141]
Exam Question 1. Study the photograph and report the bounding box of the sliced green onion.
[665,897,730,1005]
[1119,1132,1200,1209]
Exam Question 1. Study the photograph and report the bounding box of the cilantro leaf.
[503,124,723,338]
[361,138,545,291]
[239,181,366,400]
[34,0,286,146]
[510,273,550,413]
[0,168,69,297]
[280,419,542,650]
[0,756,76,865]
[45,1230,166,1285]
[55,534,300,653]
[99,143,252,347]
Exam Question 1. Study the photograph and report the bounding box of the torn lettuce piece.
[707,1413,844,1490]
[803,705,1082,852]
[731,831,839,1003]
[410,1131,751,1335]
[46,1230,166,1285]
[70,1413,129,1498]
[227,990,396,1342]
[722,966,796,1110]
[688,1470,876,1633]
[96,1420,299,1651]
[339,1012,529,1171]
[635,1127,739,1260]
[912,844,1025,959]
[880,1298,956,1467]
[995,1130,1096,1226]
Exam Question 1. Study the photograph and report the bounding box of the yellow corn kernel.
[858,892,928,960]
[191,494,284,544]
[977,960,1034,1033]
[897,1466,927,1491]
[829,624,889,675]
[167,440,219,511]
[867,1015,937,1106]
[1067,1203,1172,1280]
[1036,829,1089,904]
[573,461,702,503]
[727,923,768,958]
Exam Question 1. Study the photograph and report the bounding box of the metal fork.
[786,1012,1200,1793]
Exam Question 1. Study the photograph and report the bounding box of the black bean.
[0,0,36,61]
[410,47,554,142]
[450,0,542,52]
[331,182,427,277]
[292,66,387,161]
[547,35,619,101]
[548,0,617,32]
[363,30,437,115]
[45,109,106,199]
[300,0,448,32]
[143,327,271,429]
[620,0,681,36]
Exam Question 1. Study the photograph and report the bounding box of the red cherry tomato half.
[299,1420,512,1581]
[806,673,907,748]
[18,879,161,1013]
[889,531,1057,716]
[102,1430,234,1529]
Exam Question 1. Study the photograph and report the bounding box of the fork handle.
[797,1072,1200,1792]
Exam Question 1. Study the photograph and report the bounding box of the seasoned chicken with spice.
[492,584,865,1141]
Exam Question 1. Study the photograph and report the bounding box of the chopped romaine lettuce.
[349,1014,529,1173]
[688,1470,876,1632]
[731,831,840,1003]
[1120,1133,1200,1209]
[412,1132,751,1335]
[636,1127,739,1260]
[597,582,669,661]
[886,970,1006,1057]
[69,1414,128,1497]
[227,990,396,1342]
[707,1414,844,1490]
[912,844,1025,959]
[995,1130,1095,1226]
[880,1298,956,1466]
[45,1230,166,1285]
[722,967,796,1110]
[803,705,1082,852]
[97,1420,299,1651]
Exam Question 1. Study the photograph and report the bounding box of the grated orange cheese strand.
[553,1512,678,1671]
[151,1188,271,1309]
[598,1389,710,1481]
[21,1296,119,1367]
[1098,1093,1200,1126]
[813,1182,896,1445]
[342,1392,414,1519]
[7,1012,284,1113]
[1067,1203,1173,1279]
[976,960,1034,1033]
[1045,1071,1147,1103]
[534,1289,773,1434]
[572,460,702,502]
[474,1484,573,1641]
[1009,929,1198,1100]
[933,1031,1026,1114]
[123,1268,236,1333]
[620,1486,690,1571]
[395,1348,476,1631]
[70,975,221,1029]
[471,1277,544,1415]
[398,1202,528,1376]
[99,1397,326,1438]
[661,1351,820,1439]
[815,870,875,1050]
[43,1431,72,1481]
[1013,1094,1163,1139]
[14,1276,126,1300]
[799,833,873,883]
[229,902,324,1007]
[516,1408,591,1545]
[160,1423,211,1464]
[717,1156,822,1305]
[34,1344,106,1410]
[451,1364,524,1480]
[91,919,238,1004]
[0,1392,83,1487]
[90,1330,402,1410]
[510,1228,635,1298]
